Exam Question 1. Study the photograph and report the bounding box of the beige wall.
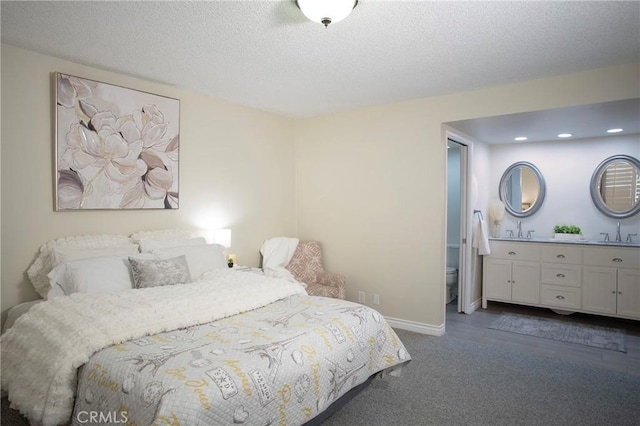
[294,63,640,332]
[1,45,297,323]
[2,44,639,333]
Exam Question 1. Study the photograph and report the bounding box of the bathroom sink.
[591,240,640,247]
[490,237,640,247]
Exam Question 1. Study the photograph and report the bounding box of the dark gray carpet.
[490,313,626,352]
[2,330,639,425]
[321,329,640,426]
[1,397,28,426]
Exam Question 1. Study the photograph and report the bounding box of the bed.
[1,230,411,426]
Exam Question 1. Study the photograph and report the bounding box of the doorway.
[445,132,477,315]
[446,139,465,312]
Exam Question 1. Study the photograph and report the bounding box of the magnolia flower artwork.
[55,73,180,210]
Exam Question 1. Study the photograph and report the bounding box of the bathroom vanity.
[482,238,640,320]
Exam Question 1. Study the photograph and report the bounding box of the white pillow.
[47,254,135,297]
[138,237,207,253]
[150,244,227,279]
[51,244,140,267]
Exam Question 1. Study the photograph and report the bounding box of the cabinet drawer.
[583,247,640,269]
[540,284,581,310]
[489,242,540,261]
[541,263,581,287]
[540,245,582,264]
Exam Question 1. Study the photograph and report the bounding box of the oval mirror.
[590,154,640,219]
[499,161,546,218]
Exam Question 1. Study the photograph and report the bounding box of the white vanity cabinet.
[539,245,582,311]
[482,242,540,308]
[582,247,640,320]
[482,240,640,321]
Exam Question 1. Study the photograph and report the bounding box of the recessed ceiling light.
[514,136,528,141]
[557,133,573,138]
[607,128,623,133]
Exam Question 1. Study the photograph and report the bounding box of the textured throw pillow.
[129,255,192,289]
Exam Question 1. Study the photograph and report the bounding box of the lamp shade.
[489,200,505,223]
[213,229,232,248]
[297,0,358,27]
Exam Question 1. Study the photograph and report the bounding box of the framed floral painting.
[55,73,180,210]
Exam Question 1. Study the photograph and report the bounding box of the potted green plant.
[227,256,234,268]
[553,224,583,240]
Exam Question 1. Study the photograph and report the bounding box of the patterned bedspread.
[71,295,410,425]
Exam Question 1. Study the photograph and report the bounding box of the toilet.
[446,267,458,304]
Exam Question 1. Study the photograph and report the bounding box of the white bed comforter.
[1,270,307,426]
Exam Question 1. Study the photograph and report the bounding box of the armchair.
[285,241,346,299]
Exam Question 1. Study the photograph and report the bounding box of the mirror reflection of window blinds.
[600,162,638,211]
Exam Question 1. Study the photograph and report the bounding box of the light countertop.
[489,237,640,248]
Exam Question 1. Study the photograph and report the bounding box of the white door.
[582,266,617,315]
[511,261,540,304]
[484,258,512,301]
[445,138,471,313]
[617,268,640,319]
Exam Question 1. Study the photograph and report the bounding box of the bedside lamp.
[213,229,231,248]
[213,229,235,267]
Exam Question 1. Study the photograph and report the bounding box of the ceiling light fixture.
[607,128,623,133]
[296,0,358,28]
[514,136,528,141]
[557,133,573,138]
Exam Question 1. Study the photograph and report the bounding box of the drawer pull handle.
[556,254,566,259]
[556,273,565,278]
[612,258,623,263]
[556,295,565,300]
[508,251,516,255]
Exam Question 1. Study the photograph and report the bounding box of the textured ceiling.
[1,1,639,120]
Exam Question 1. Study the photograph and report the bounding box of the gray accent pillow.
[129,255,192,289]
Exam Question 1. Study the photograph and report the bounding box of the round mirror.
[499,161,546,218]
[590,154,640,219]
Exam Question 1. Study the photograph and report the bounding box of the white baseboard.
[466,298,482,314]
[385,316,445,336]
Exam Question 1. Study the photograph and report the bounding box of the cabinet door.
[582,266,617,315]
[617,269,640,319]
[512,261,540,304]
[484,259,511,301]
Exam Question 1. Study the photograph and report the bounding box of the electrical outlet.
[358,291,366,303]
[373,293,380,305]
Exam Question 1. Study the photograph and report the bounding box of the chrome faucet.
[516,220,523,239]
[615,222,622,242]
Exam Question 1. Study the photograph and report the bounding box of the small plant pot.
[554,233,583,241]
[227,262,234,268]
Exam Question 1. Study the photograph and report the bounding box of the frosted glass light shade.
[213,228,232,248]
[297,0,358,27]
